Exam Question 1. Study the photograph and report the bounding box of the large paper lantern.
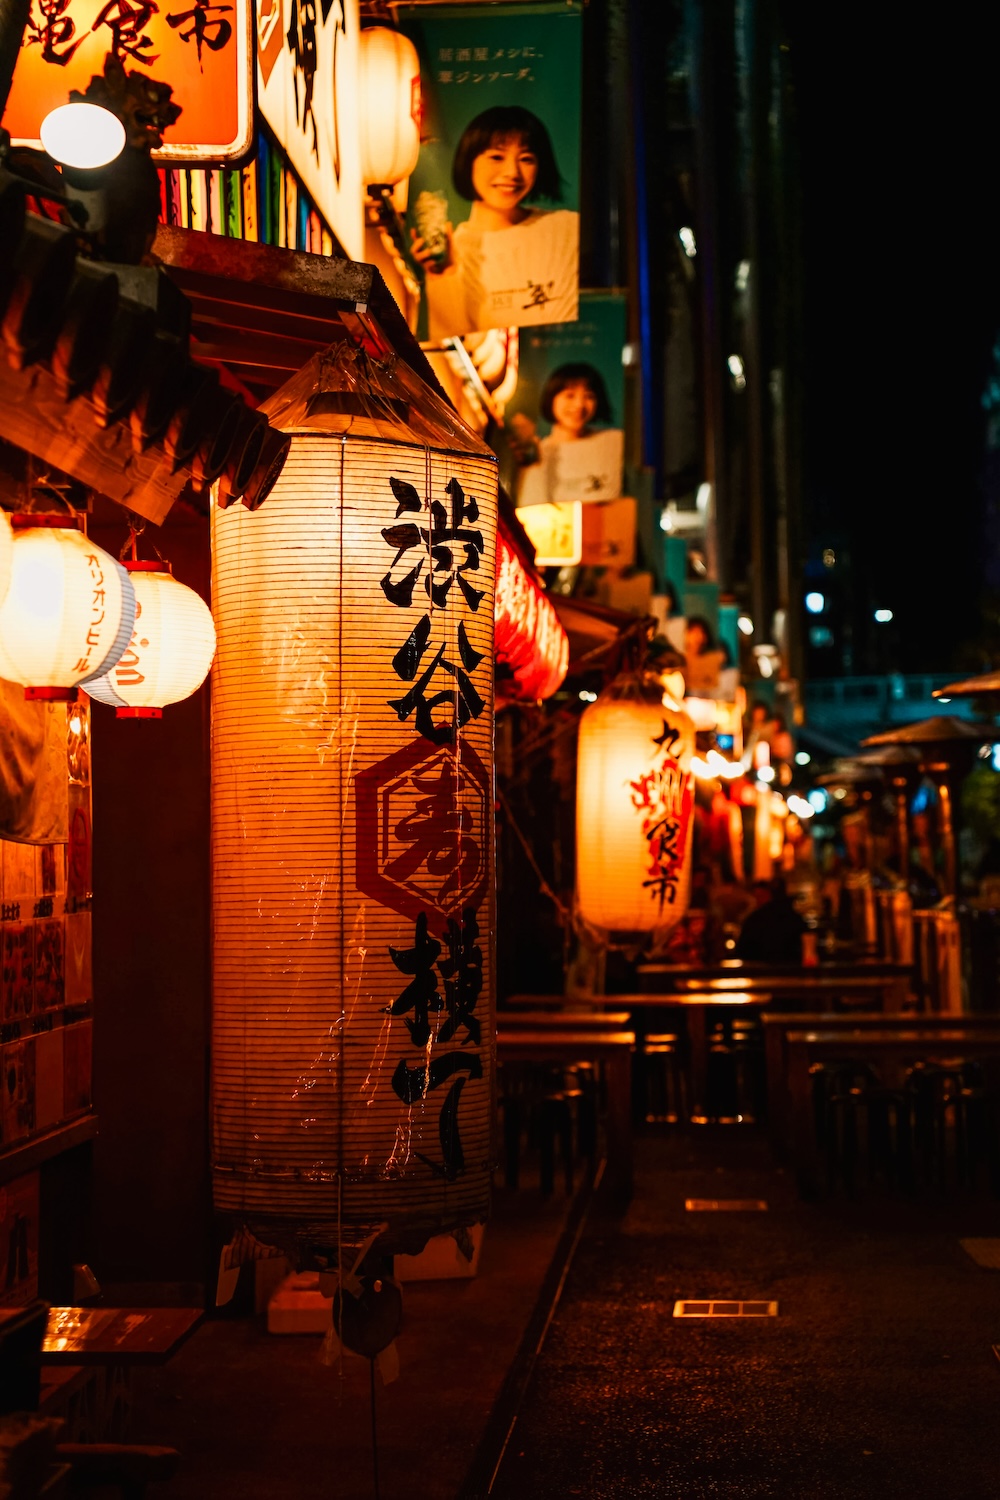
[576,676,695,943]
[359,27,421,188]
[0,517,135,701]
[211,345,497,1259]
[83,562,217,719]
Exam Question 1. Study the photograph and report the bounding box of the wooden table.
[762,1013,1000,1156]
[782,1025,1000,1190]
[635,962,914,1013]
[496,1024,635,1197]
[501,1005,632,1028]
[38,1306,203,1366]
[614,992,772,1122]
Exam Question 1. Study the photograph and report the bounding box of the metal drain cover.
[673,1299,778,1318]
[685,1199,769,1212]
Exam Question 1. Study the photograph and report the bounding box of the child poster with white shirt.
[398,3,582,340]
[507,292,627,508]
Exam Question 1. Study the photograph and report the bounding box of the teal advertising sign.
[398,3,583,340]
[504,291,627,507]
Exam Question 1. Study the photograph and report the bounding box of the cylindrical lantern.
[211,345,497,1259]
[358,26,421,187]
[576,676,695,944]
[494,534,568,703]
[83,562,216,719]
[0,517,135,701]
[0,509,12,608]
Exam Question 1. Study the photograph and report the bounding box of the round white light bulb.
[41,103,126,170]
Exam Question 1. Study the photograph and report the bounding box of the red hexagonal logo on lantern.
[354,737,492,931]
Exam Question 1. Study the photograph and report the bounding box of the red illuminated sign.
[3,0,252,162]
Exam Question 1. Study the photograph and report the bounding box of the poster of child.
[398,5,582,340]
[504,293,627,507]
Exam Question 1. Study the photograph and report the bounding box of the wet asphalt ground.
[491,1130,1000,1500]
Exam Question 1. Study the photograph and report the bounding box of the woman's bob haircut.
[452,105,563,203]
[540,362,613,425]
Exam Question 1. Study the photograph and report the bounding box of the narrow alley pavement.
[492,1131,1000,1500]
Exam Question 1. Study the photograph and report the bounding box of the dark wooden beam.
[151,225,448,402]
[0,360,190,526]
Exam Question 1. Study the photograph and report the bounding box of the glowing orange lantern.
[358,26,421,188]
[210,344,497,1256]
[576,676,695,943]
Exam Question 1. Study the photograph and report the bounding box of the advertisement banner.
[256,0,363,258]
[3,0,252,162]
[516,500,581,568]
[398,2,582,340]
[506,291,627,508]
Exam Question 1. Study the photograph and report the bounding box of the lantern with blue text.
[576,675,695,945]
[0,516,134,701]
[210,343,497,1261]
[84,562,216,719]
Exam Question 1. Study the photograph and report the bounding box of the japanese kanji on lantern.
[0,516,136,702]
[576,674,695,946]
[83,561,217,718]
[210,343,497,1259]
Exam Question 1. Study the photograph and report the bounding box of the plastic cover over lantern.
[210,342,498,1259]
[0,518,135,700]
[576,674,695,945]
[83,562,217,718]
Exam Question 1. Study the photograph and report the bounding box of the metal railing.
[804,674,978,734]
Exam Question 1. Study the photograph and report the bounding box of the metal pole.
[689,0,729,586]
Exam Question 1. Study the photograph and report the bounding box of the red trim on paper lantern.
[25,686,79,701]
[115,707,163,719]
[122,560,171,575]
[494,534,568,703]
[11,513,80,530]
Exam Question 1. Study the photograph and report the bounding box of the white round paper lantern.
[0,509,12,608]
[0,518,135,701]
[83,562,217,719]
[210,347,498,1258]
[576,676,695,943]
[359,26,421,187]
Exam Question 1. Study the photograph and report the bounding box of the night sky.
[785,9,1000,675]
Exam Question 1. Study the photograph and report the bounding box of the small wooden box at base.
[394,1223,484,1283]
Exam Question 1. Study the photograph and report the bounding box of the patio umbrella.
[860,716,991,748]
[933,670,1000,698]
[853,746,922,879]
[860,718,991,895]
[816,760,884,787]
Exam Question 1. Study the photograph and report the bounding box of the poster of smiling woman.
[507,292,627,506]
[397,3,583,340]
